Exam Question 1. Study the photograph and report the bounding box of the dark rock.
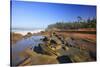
[89,51,96,61]
[50,39,57,45]
[34,44,44,54]
[57,55,72,63]
[42,36,49,42]
[24,32,33,38]
[62,46,66,50]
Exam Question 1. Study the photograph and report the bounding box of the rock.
[50,36,62,45]
[88,51,96,60]
[62,46,69,51]
[42,36,49,42]
[24,32,33,38]
[57,55,72,63]
[34,44,44,54]
[39,43,59,56]
[18,48,58,66]
[65,37,76,47]
[50,39,57,44]
[11,32,23,44]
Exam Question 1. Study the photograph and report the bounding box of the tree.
[47,17,96,30]
[77,16,82,23]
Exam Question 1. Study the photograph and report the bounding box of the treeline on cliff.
[47,17,96,30]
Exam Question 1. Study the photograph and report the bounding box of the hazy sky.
[11,0,96,29]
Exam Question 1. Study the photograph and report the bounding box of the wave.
[12,28,45,35]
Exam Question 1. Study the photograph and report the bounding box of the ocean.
[11,28,45,35]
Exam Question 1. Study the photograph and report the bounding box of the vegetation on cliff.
[47,17,96,30]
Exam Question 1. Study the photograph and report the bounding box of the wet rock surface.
[11,32,96,66]
[57,55,72,63]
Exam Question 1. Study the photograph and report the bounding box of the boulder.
[24,32,33,38]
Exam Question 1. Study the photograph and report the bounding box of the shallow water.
[11,35,44,66]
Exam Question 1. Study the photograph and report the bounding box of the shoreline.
[11,29,96,65]
[12,29,45,35]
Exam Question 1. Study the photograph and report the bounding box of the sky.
[11,0,96,29]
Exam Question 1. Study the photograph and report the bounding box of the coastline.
[11,28,96,65]
[12,29,45,35]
